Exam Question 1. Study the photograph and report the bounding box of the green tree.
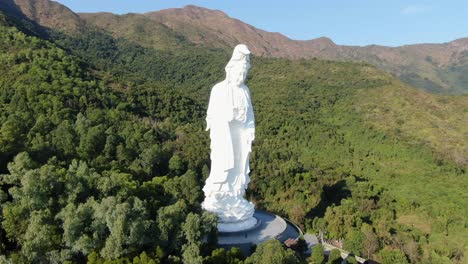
[327,249,342,264]
[169,154,186,176]
[344,230,363,255]
[378,248,408,264]
[0,118,25,153]
[53,120,77,157]
[3,152,37,185]
[181,213,203,264]
[57,199,97,255]
[308,244,325,264]
[245,239,300,264]
[200,211,218,255]
[87,251,104,264]
[21,210,61,262]
[345,256,358,264]
[133,251,159,264]
[157,200,187,252]
[77,124,106,159]
[96,197,154,259]
[164,170,201,205]
[133,144,164,176]
[204,248,243,264]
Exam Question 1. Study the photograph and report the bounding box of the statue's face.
[231,54,250,86]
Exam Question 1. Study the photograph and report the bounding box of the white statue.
[202,44,257,232]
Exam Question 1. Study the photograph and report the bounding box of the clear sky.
[54,0,468,47]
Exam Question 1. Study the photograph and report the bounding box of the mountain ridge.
[4,1,466,47]
[0,0,84,32]
[2,0,468,93]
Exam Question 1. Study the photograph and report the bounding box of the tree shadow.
[306,179,351,218]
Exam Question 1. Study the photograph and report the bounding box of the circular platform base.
[216,210,301,255]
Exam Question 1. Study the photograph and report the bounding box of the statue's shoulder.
[212,80,226,89]
[211,80,226,94]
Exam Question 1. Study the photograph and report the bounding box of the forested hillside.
[0,12,220,263]
[246,60,467,264]
[0,4,467,264]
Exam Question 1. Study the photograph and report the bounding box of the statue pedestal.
[202,194,256,232]
[218,216,259,233]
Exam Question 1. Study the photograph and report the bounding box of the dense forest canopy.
[0,7,467,264]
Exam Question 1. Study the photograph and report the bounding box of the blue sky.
[54,0,468,47]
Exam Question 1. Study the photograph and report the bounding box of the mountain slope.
[2,0,468,94]
[141,5,468,94]
[356,82,468,167]
[88,4,468,94]
[245,58,468,263]
[0,0,84,33]
[0,10,216,263]
[142,5,341,58]
[77,12,189,50]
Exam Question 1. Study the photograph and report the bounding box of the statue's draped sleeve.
[206,82,234,182]
[245,88,255,129]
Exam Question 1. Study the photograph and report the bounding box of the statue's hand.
[247,130,255,142]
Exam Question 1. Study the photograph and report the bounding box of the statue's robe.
[203,80,255,197]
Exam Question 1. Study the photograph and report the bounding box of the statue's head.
[230,44,250,62]
[225,44,251,86]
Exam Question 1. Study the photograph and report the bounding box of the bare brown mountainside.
[2,0,468,94]
[0,0,84,32]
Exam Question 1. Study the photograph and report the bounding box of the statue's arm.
[206,119,211,131]
[246,93,255,141]
[206,86,217,131]
[206,101,213,132]
[206,96,213,131]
